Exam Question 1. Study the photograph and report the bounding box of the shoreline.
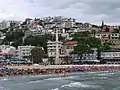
[1,64,120,77]
[5,64,120,70]
[1,70,119,79]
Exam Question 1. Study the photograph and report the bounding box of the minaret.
[55,27,60,65]
[101,20,104,29]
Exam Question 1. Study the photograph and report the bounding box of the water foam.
[61,82,99,88]
[44,76,75,81]
[51,88,59,90]
[61,82,90,88]
[97,73,115,76]
[1,78,8,81]
[94,77,108,79]
[44,77,63,81]
[0,85,9,90]
[27,80,41,84]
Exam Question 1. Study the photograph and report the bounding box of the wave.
[61,82,88,88]
[27,80,41,84]
[0,85,9,90]
[44,76,75,81]
[93,77,108,79]
[85,72,98,74]
[97,73,115,76]
[44,77,63,81]
[61,82,99,88]
[51,88,59,90]
[1,78,8,81]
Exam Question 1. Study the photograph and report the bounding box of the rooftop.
[65,41,77,45]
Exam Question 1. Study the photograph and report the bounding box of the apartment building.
[17,45,35,59]
[47,41,63,57]
[62,18,76,28]
[110,33,120,39]
[101,51,120,64]
[25,26,45,37]
[0,20,10,29]
[44,22,55,29]
[76,23,91,32]
[0,45,16,58]
[70,48,99,65]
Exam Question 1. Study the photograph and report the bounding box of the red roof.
[109,26,113,34]
[65,41,77,45]
[103,38,109,40]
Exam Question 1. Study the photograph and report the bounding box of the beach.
[0,64,119,77]
[0,71,120,90]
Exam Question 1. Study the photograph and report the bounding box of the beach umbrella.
[33,64,39,66]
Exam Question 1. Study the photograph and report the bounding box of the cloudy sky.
[0,0,120,25]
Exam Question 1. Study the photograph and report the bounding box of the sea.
[0,71,120,90]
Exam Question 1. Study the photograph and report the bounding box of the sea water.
[0,71,120,90]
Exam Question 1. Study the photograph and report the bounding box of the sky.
[0,0,120,25]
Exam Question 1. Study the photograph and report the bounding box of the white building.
[25,26,45,37]
[0,31,5,44]
[95,32,109,39]
[0,20,11,29]
[94,32,120,40]
[0,45,40,59]
[44,23,55,29]
[76,23,91,32]
[17,45,35,59]
[110,33,120,39]
[0,45,16,58]
[47,41,63,57]
[0,20,21,29]
[62,21,75,28]
[101,51,120,64]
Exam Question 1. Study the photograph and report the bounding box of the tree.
[5,30,24,42]
[24,34,54,53]
[11,38,23,48]
[103,42,111,51]
[30,46,45,63]
[72,31,90,38]
[71,32,109,64]
[91,29,96,38]
[114,29,120,33]
[63,56,72,65]
[105,27,109,32]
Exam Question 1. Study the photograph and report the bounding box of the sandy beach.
[6,64,120,70]
[0,64,119,77]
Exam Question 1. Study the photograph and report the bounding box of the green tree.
[114,29,120,33]
[105,27,109,32]
[63,56,72,65]
[103,42,111,51]
[91,29,96,38]
[71,32,110,64]
[72,31,90,38]
[24,34,54,53]
[30,46,45,63]
[5,30,24,42]
[11,38,23,48]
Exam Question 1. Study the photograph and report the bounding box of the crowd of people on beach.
[0,65,120,77]
[0,67,70,77]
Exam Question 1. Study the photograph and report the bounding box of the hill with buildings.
[0,16,119,65]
